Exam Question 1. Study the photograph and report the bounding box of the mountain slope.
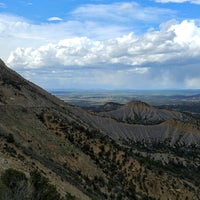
[99,101,190,125]
[65,102,200,147]
[0,59,200,199]
[0,59,65,107]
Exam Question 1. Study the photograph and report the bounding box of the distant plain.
[51,89,199,105]
[50,89,200,116]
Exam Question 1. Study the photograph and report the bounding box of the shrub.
[1,168,27,190]
[0,169,64,200]
[30,170,61,200]
[1,168,28,200]
[6,134,15,143]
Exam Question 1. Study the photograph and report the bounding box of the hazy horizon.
[51,88,200,107]
[50,88,200,92]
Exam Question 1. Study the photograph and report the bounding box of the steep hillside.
[0,59,64,107]
[83,102,122,112]
[0,59,200,199]
[99,101,190,125]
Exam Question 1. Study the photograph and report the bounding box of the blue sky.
[1,0,200,90]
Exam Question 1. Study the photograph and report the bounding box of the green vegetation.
[30,170,61,200]
[0,168,28,200]
[0,169,76,200]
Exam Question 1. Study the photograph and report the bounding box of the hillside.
[0,59,200,199]
[99,101,190,125]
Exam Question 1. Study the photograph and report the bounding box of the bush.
[30,170,61,200]
[1,168,28,200]
[0,169,64,200]
[6,134,15,143]
[1,168,27,190]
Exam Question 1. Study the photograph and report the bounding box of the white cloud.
[0,2,176,61]
[169,20,200,46]
[7,20,200,70]
[0,14,133,60]
[47,17,63,22]
[0,14,89,59]
[1,2,200,89]
[6,19,200,89]
[155,0,200,4]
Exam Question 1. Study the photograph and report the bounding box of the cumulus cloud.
[155,0,200,4]
[6,19,200,89]
[0,2,176,60]
[1,2,200,89]
[0,14,93,59]
[7,20,200,69]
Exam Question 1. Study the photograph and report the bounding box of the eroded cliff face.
[0,59,200,199]
[99,100,190,125]
[67,103,200,147]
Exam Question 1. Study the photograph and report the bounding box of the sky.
[1,0,200,90]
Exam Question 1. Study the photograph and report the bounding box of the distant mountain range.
[0,59,200,199]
